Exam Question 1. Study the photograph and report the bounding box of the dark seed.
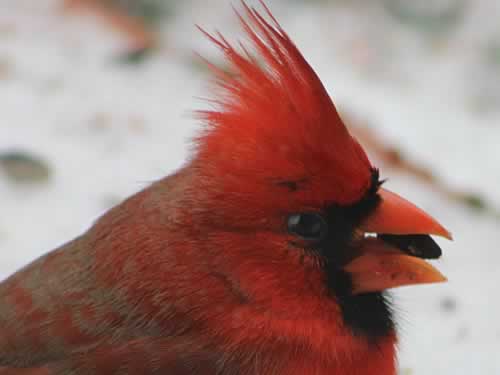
[379,234,442,259]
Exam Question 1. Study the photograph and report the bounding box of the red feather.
[196,1,373,211]
[0,2,399,374]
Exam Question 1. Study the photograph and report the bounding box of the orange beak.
[344,188,451,294]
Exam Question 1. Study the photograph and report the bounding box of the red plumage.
[0,1,449,374]
[197,1,372,206]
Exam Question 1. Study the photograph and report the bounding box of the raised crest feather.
[195,0,373,206]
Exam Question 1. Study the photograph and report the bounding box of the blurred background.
[0,0,499,373]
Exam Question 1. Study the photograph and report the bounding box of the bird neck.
[269,332,397,375]
[208,302,397,375]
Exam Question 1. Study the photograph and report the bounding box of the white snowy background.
[1,0,499,373]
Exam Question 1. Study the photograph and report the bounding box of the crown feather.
[195,0,373,206]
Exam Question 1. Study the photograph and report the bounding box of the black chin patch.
[313,168,395,340]
[325,266,394,340]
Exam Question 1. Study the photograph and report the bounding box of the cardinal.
[0,1,450,374]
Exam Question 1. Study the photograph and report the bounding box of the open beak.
[344,188,452,295]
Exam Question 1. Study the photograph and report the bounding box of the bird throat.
[325,264,394,340]
[318,180,395,340]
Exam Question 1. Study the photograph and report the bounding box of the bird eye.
[287,213,328,241]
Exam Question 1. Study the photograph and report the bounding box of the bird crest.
[195,1,373,206]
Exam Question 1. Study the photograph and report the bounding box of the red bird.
[0,2,451,374]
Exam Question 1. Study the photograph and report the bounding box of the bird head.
[187,1,450,343]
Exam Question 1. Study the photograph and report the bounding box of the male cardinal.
[0,1,450,374]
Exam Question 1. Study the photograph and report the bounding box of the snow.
[1,0,499,373]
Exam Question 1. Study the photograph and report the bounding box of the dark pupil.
[288,213,327,241]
